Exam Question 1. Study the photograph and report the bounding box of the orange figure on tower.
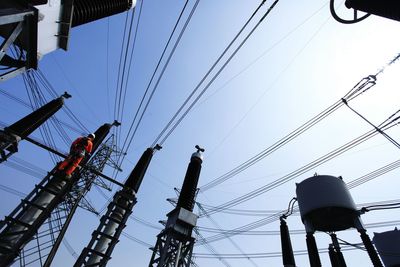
[57,133,95,177]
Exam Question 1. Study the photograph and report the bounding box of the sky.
[1,0,400,266]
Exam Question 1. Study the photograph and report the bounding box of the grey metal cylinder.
[296,175,358,232]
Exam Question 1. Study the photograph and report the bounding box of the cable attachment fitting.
[62,92,72,99]
[195,145,205,153]
[283,197,297,218]
[154,144,162,151]
[112,120,121,127]
[359,207,368,214]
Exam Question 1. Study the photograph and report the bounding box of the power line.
[193,245,359,259]
[197,156,400,244]
[115,0,144,152]
[200,52,400,192]
[197,203,259,267]
[116,0,195,169]
[152,0,281,147]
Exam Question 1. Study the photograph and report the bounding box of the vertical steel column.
[329,244,340,267]
[280,217,296,267]
[306,233,321,267]
[358,229,383,267]
[330,233,346,267]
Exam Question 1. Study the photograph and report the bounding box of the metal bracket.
[0,4,38,82]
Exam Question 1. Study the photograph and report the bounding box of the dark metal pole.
[329,244,340,267]
[280,217,296,267]
[306,233,321,267]
[358,229,383,267]
[330,233,347,267]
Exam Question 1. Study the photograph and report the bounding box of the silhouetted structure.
[149,145,204,267]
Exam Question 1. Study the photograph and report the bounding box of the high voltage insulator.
[0,122,117,266]
[0,92,70,163]
[345,0,400,22]
[279,217,296,267]
[74,144,161,267]
[149,145,204,267]
[295,175,383,267]
[0,0,136,81]
[176,145,204,212]
[72,0,136,27]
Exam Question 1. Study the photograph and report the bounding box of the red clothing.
[58,136,93,176]
[70,136,93,156]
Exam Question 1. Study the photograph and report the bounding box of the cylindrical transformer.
[373,228,400,267]
[296,175,358,232]
[345,0,400,22]
[72,0,136,27]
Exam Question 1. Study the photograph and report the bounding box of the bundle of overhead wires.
[200,52,400,193]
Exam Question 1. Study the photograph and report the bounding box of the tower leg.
[306,233,321,267]
[358,229,383,267]
[280,218,296,267]
[330,233,346,267]
[329,244,340,267]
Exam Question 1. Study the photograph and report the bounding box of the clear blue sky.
[1,0,400,266]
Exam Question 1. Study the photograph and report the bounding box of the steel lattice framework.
[15,135,121,267]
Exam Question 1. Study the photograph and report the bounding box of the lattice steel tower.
[0,122,117,266]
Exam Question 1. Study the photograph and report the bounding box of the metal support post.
[330,233,346,267]
[358,229,383,267]
[306,233,321,267]
[329,244,340,267]
[280,217,296,267]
